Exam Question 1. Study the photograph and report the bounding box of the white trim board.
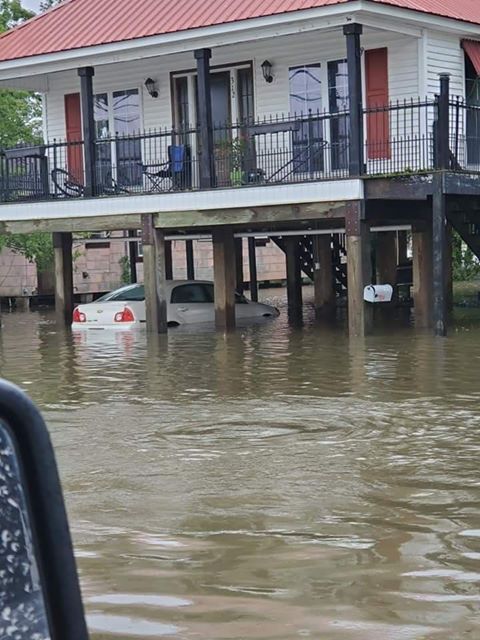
[0,180,363,223]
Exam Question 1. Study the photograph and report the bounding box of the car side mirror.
[0,380,89,640]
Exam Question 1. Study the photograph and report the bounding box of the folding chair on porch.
[139,144,191,192]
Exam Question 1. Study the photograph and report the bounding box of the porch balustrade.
[0,97,478,204]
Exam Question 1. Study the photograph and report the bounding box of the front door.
[172,66,254,187]
[211,71,232,186]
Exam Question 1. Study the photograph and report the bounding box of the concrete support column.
[142,214,168,333]
[248,237,258,302]
[412,222,433,329]
[53,232,74,326]
[313,234,335,313]
[346,204,372,337]
[212,227,236,330]
[235,238,244,293]
[186,240,195,280]
[285,237,303,322]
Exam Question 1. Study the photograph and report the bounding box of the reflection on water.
[1,289,480,639]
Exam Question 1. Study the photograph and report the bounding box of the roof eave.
[0,0,479,83]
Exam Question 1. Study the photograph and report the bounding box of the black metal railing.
[449,98,480,172]
[364,98,436,175]
[212,110,350,188]
[0,96,478,204]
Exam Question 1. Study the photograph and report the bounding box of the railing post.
[194,48,215,189]
[343,23,364,177]
[77,66,96,196]
[436,73,450,170]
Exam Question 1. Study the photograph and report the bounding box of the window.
[174,77,190,131]
[327,59,349,171]
[238,68,254,124]
[97,284,145,302]
[93,89,142,188]
[171,283,214,304]
[289,64,324,173]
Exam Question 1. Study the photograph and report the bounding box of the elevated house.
[0,0,479,334]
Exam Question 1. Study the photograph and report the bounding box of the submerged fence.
[1,97,479,203]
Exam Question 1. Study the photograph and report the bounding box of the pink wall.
[0,237,287,298]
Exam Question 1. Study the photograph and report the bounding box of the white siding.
[45,26,420,140]
[424,30,465,100]
[423,31,467,166]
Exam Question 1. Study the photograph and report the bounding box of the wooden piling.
[128,229,138,283]
[212,227,236,330]
[142,214,167,333]
[235,238,244,293]
[186,239,195,280]
[346,204,372,337]
[165,240,173,280]
[285,237,303,321]
[432,176,447,336]
[376,231,397,287]
[397,230,408,264]
[412,222,433,328]
[248,237,258,302]
[313,234,335,313]
[445,223,454,314]
[53,232,74,325]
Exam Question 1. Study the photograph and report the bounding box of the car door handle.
[177,307,189,312]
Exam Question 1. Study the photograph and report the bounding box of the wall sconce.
[261,60,273,84]
[144,78,159,98]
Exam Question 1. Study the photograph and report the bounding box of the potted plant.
[229,137,246,186]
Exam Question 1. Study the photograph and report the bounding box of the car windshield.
[96,284,145,302]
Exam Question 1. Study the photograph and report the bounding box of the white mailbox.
[364,284,393,303]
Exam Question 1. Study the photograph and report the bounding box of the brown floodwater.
[1,289,480,640]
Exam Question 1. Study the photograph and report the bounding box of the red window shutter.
[365,48,390,160]
[64,93,84,183]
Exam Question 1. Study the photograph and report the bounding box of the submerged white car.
[72,280,279,329]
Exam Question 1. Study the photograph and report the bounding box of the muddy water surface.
[1,291,480,639]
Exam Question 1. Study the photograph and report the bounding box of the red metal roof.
[0,0,479,64]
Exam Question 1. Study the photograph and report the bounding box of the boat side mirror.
[0,380,89,640]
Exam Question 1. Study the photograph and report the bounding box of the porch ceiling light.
[145,78,159,98]
[261,60,273,84]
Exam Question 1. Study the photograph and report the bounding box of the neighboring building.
[0,238,287,301]
[0,0,479,333]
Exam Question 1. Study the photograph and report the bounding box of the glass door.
[327,59,349,172]
[94,93,111,190]
[94,89,142,191]
[172,65,254,187]
[112,89,142,187]
[289,64,324,175]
